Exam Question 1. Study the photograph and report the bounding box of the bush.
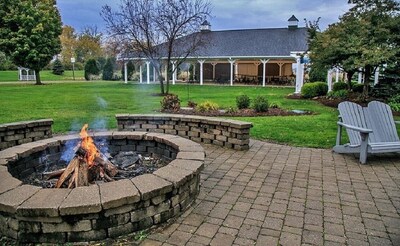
[301,82,328,98]
[388,94,400,112]
[102,58,114,80]
[161,94,180,111]
[187,100,197,108]
[52,59,64,75]
[225,106,237,114]
[197,101,219,112]
[269,102,281,108]
[332,82,347,92]
[252,95,269,112]
[352,83,364,93]
[327,89,349,99]
[84,59,100,81]
[236,95,251,109]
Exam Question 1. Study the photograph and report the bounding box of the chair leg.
[359,133,369,164]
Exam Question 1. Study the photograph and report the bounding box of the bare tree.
[101,0,211,94]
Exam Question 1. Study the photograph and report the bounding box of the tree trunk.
[165,59,171,95]
[346,71,355,90]
[362,65,372,100]
[35,69,42,85]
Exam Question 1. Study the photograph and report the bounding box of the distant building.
[121,15,308,93]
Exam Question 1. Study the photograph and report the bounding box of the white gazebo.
[18,67,36,81]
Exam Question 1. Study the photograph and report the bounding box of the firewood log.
[55,158,79,188]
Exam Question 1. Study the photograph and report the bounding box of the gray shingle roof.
[189,27,308,58]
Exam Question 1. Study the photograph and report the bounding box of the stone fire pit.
[0,131,204,243]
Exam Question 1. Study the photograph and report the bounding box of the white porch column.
[146,61,150,84]
[211,62,217,81]
[25,69,29,81]
[153,66,156,83]
[335,67,339,83]
[260,59,269,87]
[358,68,363,84]
[164,64,168,82]
[171,61,177,85]
[198,60,205,85]
[228,58,236,86]
[295,57,304,94]
[327,69,333,92]
[278,62,284,77]
[124,61,128,84]
[139,65,143,83]
[374,67,380,85]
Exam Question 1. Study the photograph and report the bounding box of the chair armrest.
[395,121,400,125]
[337,122,373,133]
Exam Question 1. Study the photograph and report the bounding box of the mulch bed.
[162,107,314,117]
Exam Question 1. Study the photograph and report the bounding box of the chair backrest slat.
[368,101,399,142]
[338,102,367,145]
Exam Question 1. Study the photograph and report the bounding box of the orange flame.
[79,124,99,166]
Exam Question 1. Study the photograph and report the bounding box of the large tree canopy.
[309,0,400,96]
[0,0,62,84]
[101,0,211,94]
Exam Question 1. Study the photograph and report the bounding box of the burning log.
[54,124,118,188]
[42,168,66,180]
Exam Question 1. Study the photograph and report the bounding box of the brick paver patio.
[141,139,400,246]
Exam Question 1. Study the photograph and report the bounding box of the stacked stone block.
[116,114,252,150]
[0,131,204,243]
[0,119,53,151]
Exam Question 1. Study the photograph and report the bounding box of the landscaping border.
[116,114,252,150]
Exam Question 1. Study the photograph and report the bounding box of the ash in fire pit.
[23,151,166,188]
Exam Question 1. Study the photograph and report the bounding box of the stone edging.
[0,131,204,243]
[0,119,53,151]
[116,114,253,150]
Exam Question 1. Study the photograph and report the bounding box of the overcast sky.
[57,0,351,33]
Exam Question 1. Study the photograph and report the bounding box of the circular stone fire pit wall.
[0,131,205,243]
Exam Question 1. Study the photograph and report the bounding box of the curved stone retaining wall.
[116,114,253,150]
[0,119,53,151]
[0,131,204,243]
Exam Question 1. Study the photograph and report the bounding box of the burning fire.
[79,124,99,166]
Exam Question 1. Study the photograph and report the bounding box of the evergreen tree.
[52,59,64,75]
[84,58,100,81]
[102,58,114,80]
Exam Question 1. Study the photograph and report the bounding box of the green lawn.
[0,70,85,82]
[0,82,398,148]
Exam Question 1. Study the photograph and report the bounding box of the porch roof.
[120,27,308,61]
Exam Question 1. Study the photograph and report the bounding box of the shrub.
[225,106,237,114]
[352,83,364,93]
[269,102,281,108]
[84,59,100,81]
[102,58,114,80]
[332,82,347,92]
[236,94,251,109]
[187,100,197,108]
[388,95,400,112]
[52,59,64,75]
[252,95,269,112]
[197,101,219,112]
[301,82,328,98]
[161,94,180,111]
[327,89,349,99]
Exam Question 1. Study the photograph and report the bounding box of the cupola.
[200,20,211,32]
[288,15,299,30]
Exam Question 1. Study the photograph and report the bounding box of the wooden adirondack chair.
[333,101,400,164]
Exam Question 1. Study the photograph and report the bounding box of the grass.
[0,81,398,148]
[0,70,85,82]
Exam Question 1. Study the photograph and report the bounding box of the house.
[120,15,308,93]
